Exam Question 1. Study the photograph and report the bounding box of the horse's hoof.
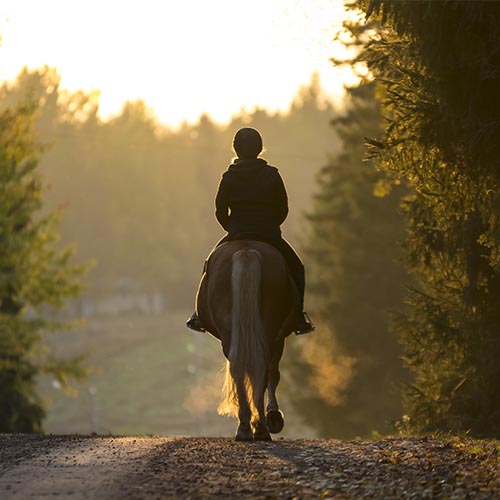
[253,422,272,441]
[235,423,253,441]
[266,410,284,434]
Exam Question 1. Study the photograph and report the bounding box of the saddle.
[204,233,283,274]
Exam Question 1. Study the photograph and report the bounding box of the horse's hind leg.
[252,367,272,441]
[233,369,253,442]
[266,338,285,434]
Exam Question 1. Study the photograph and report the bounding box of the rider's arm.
[215,174,230,231]
[275,171,289,225]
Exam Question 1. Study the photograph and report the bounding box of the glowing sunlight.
[0,0,350,126]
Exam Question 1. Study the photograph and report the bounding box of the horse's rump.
[196,240,297,346]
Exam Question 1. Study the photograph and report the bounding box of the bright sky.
[0,0,352,127]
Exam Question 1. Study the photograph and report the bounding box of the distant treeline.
[0,68,339,306]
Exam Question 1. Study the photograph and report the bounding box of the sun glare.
[0,0,350,127]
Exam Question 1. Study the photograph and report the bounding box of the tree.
[286,73,407,437]
[0,102,87,432]
[354,1,500,435]
[280,10,407,438]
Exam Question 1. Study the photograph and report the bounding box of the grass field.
[40,309,314,438]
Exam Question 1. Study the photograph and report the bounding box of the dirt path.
[0,435,498,499]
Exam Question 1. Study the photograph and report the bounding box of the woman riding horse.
[187,127,314,335]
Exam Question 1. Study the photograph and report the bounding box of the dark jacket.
[215,158,288,238]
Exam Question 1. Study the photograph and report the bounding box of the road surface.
[0,435,498,499]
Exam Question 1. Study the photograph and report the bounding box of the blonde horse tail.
[218,249,269,419]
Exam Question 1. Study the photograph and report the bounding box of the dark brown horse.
[196,240,298,441]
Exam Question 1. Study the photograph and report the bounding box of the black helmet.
[233,127,263,159]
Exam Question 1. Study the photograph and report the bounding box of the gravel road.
[0,434,498,499]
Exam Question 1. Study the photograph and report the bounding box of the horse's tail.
[218,249,269,419]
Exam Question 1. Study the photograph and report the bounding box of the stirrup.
[294,312,315,335]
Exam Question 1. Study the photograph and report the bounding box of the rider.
[187,127,315,335]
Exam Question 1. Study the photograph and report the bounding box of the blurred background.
[14,67,338,437]
[0,0,407,438]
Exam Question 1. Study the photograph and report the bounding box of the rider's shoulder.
[267,165,284,181]
[220,169,232,181]
[266,164,280,174]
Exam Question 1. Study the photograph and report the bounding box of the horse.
[195,239,298,441]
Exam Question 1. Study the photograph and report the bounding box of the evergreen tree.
[287,75,407,438]
[283,12,407,438]
[355,1,500,435]
[0,102,87,432]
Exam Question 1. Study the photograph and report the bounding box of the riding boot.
[186,312,206,333]
[290,264,315,335]
[186,260,209,333]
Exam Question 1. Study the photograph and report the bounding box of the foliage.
[0,101,88,432]
[354,1,500,435]
[0,67,338,307]
[287,61,408,436]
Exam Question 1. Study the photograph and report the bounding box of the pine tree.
[287,74,408,438]
[355,1,500,435]
[0,102,88,432]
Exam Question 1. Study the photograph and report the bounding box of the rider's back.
[215,158,288,239]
